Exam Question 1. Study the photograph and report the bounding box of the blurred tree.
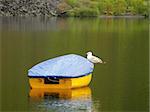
[99,0,114,15]
[113,0,127,15]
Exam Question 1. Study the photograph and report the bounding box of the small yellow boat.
[28,54,94,89]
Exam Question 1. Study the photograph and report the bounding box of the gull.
[86,51,103,64]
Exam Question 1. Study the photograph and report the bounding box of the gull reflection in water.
[29,87,93,112]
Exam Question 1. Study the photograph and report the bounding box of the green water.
[0,17,149,112]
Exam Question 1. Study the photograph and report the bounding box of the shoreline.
[99,15,146,19]
[0,15,147,18]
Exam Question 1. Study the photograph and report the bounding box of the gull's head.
[86,51,92,56]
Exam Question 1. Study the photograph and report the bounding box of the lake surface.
[0,17,149,112]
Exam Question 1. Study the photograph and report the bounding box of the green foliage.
[65,0,149,17]
[66,0,78,7]
[126,0,149,16]
[66,0,100,17]
[99,0,114,15]
[67,7,99,17]
[113,0,127,15]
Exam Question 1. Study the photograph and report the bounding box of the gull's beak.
[102,60,106,64]
[100,60,103,63]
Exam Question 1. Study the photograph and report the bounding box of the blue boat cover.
[28,54,94,78]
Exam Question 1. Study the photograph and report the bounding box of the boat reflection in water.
[29,87,92,112]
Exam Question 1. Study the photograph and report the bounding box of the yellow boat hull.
[29,74,92,89]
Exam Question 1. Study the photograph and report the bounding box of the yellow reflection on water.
[30,86,91,99]
[29,87,93,112]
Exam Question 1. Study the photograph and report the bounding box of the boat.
[28,54,94,89]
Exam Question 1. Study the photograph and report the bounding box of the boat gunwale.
[28,72,93,79]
